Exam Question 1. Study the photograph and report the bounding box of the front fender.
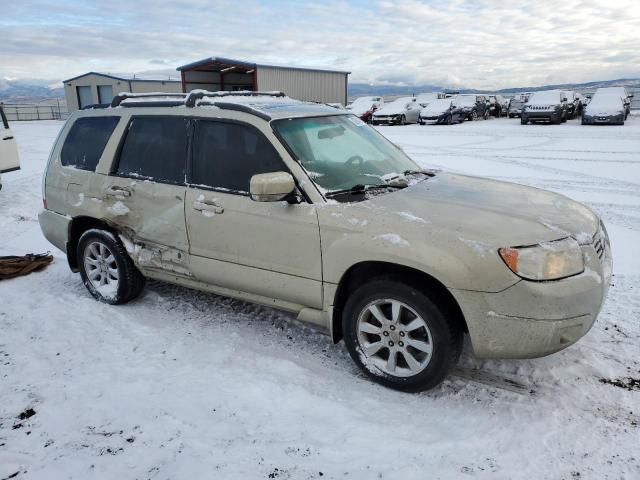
[318,216,520,293]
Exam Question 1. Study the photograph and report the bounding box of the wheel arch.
[330,261,468,343]
[66,216,118,271]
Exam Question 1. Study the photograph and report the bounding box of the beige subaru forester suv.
[39,91,612,391]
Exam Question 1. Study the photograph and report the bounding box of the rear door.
[105,115,190,276]
[0,106,20,174]
[185,119,322,309]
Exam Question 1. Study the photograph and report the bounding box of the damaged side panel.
[99,177,191,277]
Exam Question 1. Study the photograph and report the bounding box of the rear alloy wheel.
[447,115,453,125]
[343,279,461,392]
[483,110,489,120]
[77,229,145,305]
[471,110,478,121]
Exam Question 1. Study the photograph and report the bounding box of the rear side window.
[116,117,188,184]
[61,116,119,171]
[191,121,286,192]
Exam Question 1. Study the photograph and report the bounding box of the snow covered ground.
[1,117,639,479]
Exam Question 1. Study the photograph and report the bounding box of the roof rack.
[81,103,111,110]
[110,92,188,108]
[108,90,296,121]
[185,90,285,107]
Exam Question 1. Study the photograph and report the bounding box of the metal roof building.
[63,72,182,111]
[177,57,350,106]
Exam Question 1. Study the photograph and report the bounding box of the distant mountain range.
[1,76,639,104]
[0,78,64,104]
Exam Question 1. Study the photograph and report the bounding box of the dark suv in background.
[521,90,568,125]
[456,95,490,121]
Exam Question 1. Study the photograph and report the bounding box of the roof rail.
[198,101,272,121]
[111,92,188,108]
[185,90,285,107]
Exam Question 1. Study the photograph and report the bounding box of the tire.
[521,118,527,125]
[471,110,478,121]
[342,278,462,392]
[483,110,489,120]
[399,115,406,126]
[77,229,145,305]
[581,117,586,125]
[447,115,452,125]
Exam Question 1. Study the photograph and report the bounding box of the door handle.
[2,136,13,141]
[106,186,132,198]
[193,200,224,214]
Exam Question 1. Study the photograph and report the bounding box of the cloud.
[1,0,639,89]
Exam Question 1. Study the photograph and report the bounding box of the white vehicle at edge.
[371,97,420,125]
[0,105,21,190]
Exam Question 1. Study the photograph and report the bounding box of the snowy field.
[1,117,639,479]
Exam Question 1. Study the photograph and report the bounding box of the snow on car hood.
[585,97,623,116]
[375,102,409,116]
[420,106,448,116]
[366,172,599,247]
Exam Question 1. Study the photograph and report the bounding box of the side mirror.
[250,171,296,202]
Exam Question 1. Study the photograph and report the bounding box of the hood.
[363,172,599,247]
[420,107,448,116]
[375,104,406,115]
[585,102,622,116]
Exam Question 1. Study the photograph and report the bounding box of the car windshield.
[456,96,476,106]
[529,91,560,103]
[511,100,524,107]
[347,97,375,113]
[273,115,421,194]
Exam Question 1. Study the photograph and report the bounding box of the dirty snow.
[374,233,411,247]
[107,201,130,216]
[1,118,639,479]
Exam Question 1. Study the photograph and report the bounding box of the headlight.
[499,237,584,281]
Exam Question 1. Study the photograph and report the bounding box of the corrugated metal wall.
[256,67,347,104]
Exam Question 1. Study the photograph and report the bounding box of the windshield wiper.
[403,169,438,177]
[325,183,405,198]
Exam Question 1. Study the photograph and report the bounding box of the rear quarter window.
[61,116,120,171]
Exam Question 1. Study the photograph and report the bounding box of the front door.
[0,106,20,174]
[185,119,322,309]
[104,115,190,275]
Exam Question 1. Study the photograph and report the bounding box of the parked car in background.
[347,96,384,123]
[418,98,465,125]
[327,103,347,110]
[488,95,508,117]
[521,90,568,125]
[38,91,613,392]
[0,104,20,190]
[582,92,626,125]
[592,87,632,117]
[508,98,525,118]
[564,91,583,119]
[455,95,490,121]
[371,97,420,125]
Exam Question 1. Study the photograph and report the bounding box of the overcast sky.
[2,0,640,89]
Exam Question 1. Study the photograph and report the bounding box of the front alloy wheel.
[471,110,478,121]
[343,279,462,392]
[356,299,433,377]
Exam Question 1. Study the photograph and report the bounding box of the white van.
[0,105,21,190]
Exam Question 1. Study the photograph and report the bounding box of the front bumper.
[419,115,445,125]
[371,116,400,125]
[451,231,612,358]
[582,113,624,124]
[522,110,561,122]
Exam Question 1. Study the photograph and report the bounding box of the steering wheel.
[346,155,364,167]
